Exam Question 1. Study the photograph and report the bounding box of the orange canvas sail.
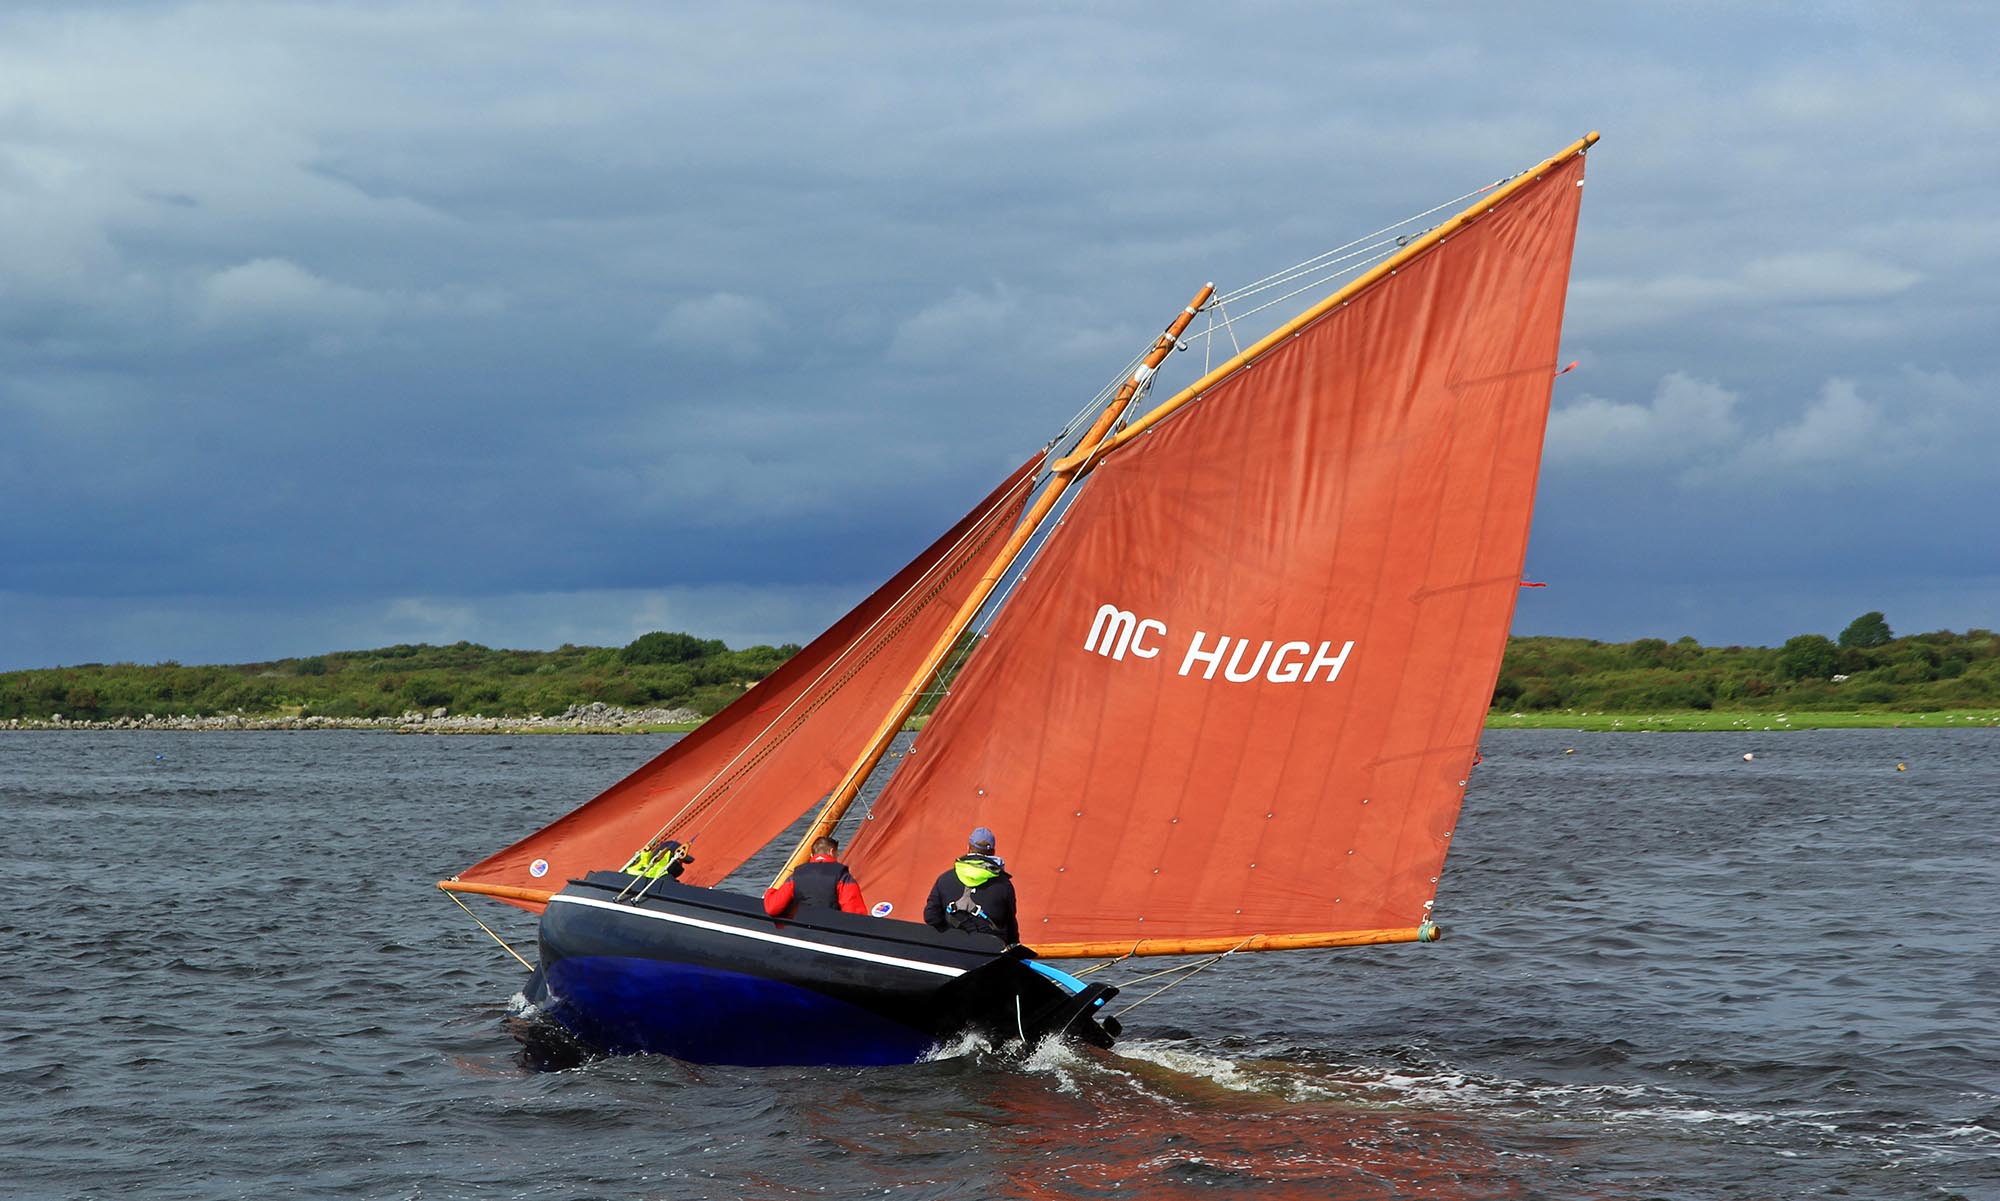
[450,457,1037,909]
[845,150,1589,955]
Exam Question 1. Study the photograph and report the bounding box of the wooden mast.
[772,284,1216,884]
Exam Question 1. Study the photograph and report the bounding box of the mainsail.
[450,457,1038,908]
[841,149,1590,956]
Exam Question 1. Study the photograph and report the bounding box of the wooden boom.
[1034,923,1440,961]
[438,879,556,906]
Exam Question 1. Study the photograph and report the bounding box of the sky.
[3,2,1996,671]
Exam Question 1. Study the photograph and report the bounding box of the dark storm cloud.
[3,2,1996,669]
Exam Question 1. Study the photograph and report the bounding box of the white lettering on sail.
[1085,604,1166,661]
[1178,630,1229,680]
[1095,610,1355,686]
[1224,639,1274,683]
[1266,641,1314,683]
[1176,632,1356,684]
[1304,640,1356,682]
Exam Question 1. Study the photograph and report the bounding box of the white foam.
[917,1031,988,1063]
[1112,1041,1345,1103]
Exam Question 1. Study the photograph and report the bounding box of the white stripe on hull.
[548,894,969,979]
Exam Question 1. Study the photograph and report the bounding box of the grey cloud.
[1546,373,1745,467]
[652,293,786,362]
[4,2,1999,670]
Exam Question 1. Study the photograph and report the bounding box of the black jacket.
[923,854,1018,944]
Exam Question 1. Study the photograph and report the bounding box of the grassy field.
[1484,709,2000,731]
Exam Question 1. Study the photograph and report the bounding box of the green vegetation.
[1490,709,2000,732]
[1491,615,2000,728]
[0,635,800,723]
[4,612,1996,731]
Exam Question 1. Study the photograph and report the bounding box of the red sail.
[847,155,1587,950]
[454,458,1037,909]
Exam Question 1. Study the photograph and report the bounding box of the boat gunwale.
[554,872,1012,972]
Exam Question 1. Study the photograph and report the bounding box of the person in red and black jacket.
[763,835,868,917]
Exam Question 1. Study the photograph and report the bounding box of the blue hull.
[534,957,942,1065]
[519,873,1118,1066]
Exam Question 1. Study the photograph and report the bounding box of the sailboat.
[439,133,1597,1066]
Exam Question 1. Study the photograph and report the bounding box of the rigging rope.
[1211,176,1502,306]
[1171,173,1508,365]
[444,888,537,972]
[1103,936,1258,1020]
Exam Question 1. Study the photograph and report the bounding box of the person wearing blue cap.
[923,826,1019,945]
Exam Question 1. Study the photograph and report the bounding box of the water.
[3,728,1994,1200]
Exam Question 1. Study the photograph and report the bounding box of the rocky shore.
[2,701,704,734]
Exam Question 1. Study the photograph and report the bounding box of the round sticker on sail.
[529,859,550,878]
[870,901,894,917]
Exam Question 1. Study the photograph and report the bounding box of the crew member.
[764,835,867,917]
[923,826,1019,945]
[621,838,690,880]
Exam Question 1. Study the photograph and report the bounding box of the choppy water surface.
[2,729,1994,1200]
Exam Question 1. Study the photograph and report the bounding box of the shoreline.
[1487,709,2000,732]
[0,701,704,735]
[7,706,1999,734]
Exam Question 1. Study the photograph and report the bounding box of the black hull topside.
[521,872,1119,1066]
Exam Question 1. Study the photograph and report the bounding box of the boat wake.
[1100,1037,1997,1174]
[920,1028,1098,1093]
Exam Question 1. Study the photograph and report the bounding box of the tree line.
[1495,614,1999,713]
[3,613,1994,724]
[0,635,800,723]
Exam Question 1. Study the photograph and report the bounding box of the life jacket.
[945,854,1006,931]
[789,858,849,910]
[621,841,685,879]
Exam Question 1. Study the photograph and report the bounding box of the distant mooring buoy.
[1742,752,1755,762]
[1897,762,1907,772]
[1565,748,1576,755]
